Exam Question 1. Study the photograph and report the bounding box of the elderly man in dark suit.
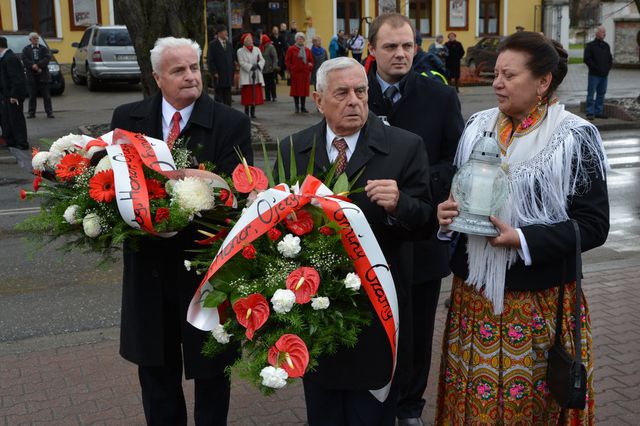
[0,36,29,150]
[278,56,437,425]
[366,13,464,426]
[22,32,54,118]
[207,24,235,106]
[110,37,252,426]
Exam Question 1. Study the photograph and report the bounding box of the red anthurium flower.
[267,227,282,241]
[233,293,270,340]
[219,189,229,202]
[267,334,310,378]
[285,267,320,304]
[319,225,334,236]
[232,162,268,193]
[283,209,314,236]
[55,153,89,181]
[19,189,27,200]
[88,170,116,203]
[147,179,167,200]
[33,175,43,192]
[242,244,256,259]
[155,207,170,223]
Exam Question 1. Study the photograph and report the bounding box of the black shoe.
[595,114,608,119]
[251,114,257,119]
[300,108,309,113]
[294,107,300,113]
[27,113,35,119]
[586,114,594,120]
[47,114,55,118]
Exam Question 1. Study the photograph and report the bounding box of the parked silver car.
[71,25,140,91]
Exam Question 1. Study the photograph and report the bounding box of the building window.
[479,0,500,35]
[337,0,362,35]
[16,0,56,37]
[410,0,432,37]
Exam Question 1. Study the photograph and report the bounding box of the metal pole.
[227,0,232,40]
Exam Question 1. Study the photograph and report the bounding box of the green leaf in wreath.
[332,173,349,195]
[276,139,286,182]
[203,289,228,308]
[289,136,297,181]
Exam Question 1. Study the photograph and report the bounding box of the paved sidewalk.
[2,261,639,425]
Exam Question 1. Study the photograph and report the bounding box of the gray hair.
[315,57,367,93]
[295,32,306,41]
[29,32,39,39]
[150,37,201,73]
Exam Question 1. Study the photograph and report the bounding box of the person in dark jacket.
[310,35,328,89]
[270,25,285,81]
[413,33,448,84]
[366,14,464,425]
[0,36,28,150]
[583,25,613,120]
[110,36,252,426]
[22,32,54,118]
[207,24,235,106]
[444,32,465,92]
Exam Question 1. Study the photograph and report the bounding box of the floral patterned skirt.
[435,276,594,425]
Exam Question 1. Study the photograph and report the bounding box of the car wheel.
[71,61,86,85]
[87,71,99,92]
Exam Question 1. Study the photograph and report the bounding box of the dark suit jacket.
[21,44,51,83]
[279,113,436,390]
[0,49,27,100]
[207,38,235,89]
[110,92,252,379]
[368,64,464,282]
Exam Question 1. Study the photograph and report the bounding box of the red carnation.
[319,225,334,236]
[219,189,229,202]
[232,163,268,193]
[283,209,314,236]
[19,189,27,200]
[242,244,256,259]
[285,267,320,304]
[88,170,116,203]
[33,175,43,192]
[267,227,282,241]
[55,153,89,181]
[147,179,167,200]
[155,207,170,223]
[267,334,310,378]
[233,293,270,340]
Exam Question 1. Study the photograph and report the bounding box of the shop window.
[479,0,500,35]
[410,0,432,37]
[337,0,362,35]
[16,0,56,37]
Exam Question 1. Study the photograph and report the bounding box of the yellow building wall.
[1,1,12,30]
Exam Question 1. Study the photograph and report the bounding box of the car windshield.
[4,35,47,53]
[94,29,132,47]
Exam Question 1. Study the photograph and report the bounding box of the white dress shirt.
[325,125,360,163]
[161,98,195,142]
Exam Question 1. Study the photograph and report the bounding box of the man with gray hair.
[584,25,612,120]
[111,36,252,425]
[278,57,437,424]
[22,32,54,118]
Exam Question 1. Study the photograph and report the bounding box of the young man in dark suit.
[110,37,252,426]
[279,57,437,425]
[366,13,465,426]
[22,32,54,118]
[207,24,235,106]
[0,36,29,150]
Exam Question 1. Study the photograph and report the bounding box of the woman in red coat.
[285,32,314,113]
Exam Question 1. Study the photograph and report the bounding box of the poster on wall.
[71,0,100,28]
[447,0,468,30]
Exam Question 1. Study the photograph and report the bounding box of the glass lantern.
[448,131,508,237]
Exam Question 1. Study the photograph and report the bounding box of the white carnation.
[171,177,215,213]
[82,213,102,238]
[184,260,191,271]
[211,324,231,344]
[47,151,64,167]
[31,151,50,171]
[50,133,84,154]
[271,289,296,314]
[311,296,330,310]
[259,366,288,389]
[277,234,301,258]
[344,272,361,291]
[94,155,112,174]
[63,205,81,225]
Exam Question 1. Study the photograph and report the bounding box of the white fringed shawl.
[455,104,608,314]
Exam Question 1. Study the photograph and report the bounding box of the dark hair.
[0,37,7,49]
[497,31,568,97]
[216,24,227,34]
[368,13,415,48]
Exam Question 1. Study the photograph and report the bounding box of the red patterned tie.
[166,111,182,148]
[332,137,348,175]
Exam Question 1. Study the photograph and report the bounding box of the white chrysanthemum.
[171,177,215,213]
[211,324,231,344]
[259,366,288,389]
[271,289,296,314]
[31,151,50,171]
[63,205,81,225]
[94,155,112,174]
[82,213,102,238]
[277,234,301,258]
[311,296,330,310]
[50,133,84,154]
[184,260,192,271]
[47,151,64,167]
[344,272,361,291]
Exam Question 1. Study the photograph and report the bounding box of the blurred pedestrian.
[584,25,612,120]
[207,24,235,106]
[270,25,285,82]
[347,28,365,63]
[285,32,313,113]
[237,33,265,119]
[329,30,348,58]
[0,36,28,150]
[428,34,449,64]
[260,34,279,102]
[310,36,328,90]
[413,34,448,84]
[22,32,54,118]
[444,32,465,92]
[285,21,297,48]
